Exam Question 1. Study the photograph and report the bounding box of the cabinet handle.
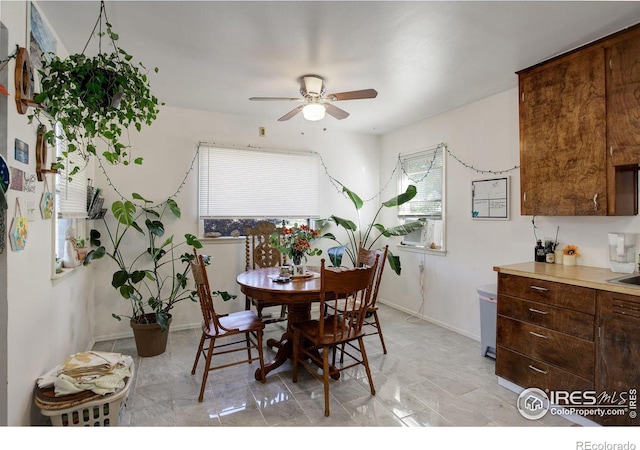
[593,193,598,210]
[521,91,525,102]
[610,146,614,157]
[529,331,548,339]
[529,285,548,292]
[528,365,548,375]
[529,307,549,315]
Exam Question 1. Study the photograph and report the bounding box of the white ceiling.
[34,1,640,135]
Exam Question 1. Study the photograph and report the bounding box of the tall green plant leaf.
[382,184,417,207]
[112,200,135,225]
[167,199,180,218]
[341,186,364,210]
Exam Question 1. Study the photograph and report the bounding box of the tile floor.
[91,303,576,428]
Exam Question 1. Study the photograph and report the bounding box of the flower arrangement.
[269,223,322,265]
[563,244,581,257]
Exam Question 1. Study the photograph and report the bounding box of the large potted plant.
[84,193,234,357]
[30,2,160,177]
[324,182,424,275]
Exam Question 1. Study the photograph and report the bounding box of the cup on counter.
[554,249,563,264]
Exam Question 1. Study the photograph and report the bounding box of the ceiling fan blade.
[249,97,302,101]
[325,103,350,120]
[325,89,378,101]
[278,105,304,121]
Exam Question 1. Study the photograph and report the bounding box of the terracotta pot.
[130,313,172,357]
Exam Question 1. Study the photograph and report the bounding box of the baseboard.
[378,298,481,342]
[93,322,201,343]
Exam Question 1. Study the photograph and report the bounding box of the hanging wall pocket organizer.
[9,198,28,251]
[40,177,54,220]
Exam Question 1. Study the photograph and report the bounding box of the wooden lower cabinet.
[595,290,640,426]
[496,272,640,425]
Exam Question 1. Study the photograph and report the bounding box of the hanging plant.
[29,1,161,177]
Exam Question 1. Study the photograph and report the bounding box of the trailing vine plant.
[29,1,161,178]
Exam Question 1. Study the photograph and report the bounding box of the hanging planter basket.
[30,1,161,175]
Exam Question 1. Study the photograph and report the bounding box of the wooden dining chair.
[190,249,266,402]
[354,245,389,354]
[292,256,379,416]
[328,245,389,357]
[245,221,287,324]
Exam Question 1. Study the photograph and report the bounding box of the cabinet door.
[596,290,640,426]
[607,29,640,167]
[519,48,607,215]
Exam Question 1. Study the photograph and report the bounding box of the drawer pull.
[529,285,549,292]
[529,308,549,315]
[528,365,548,375]
[529,331,548,339]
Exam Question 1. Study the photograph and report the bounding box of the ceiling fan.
[249,75,378,122]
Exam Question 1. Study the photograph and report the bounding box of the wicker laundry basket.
[34,364,134,427]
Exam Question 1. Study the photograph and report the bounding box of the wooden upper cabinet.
[607,28,640,167]
[519,23,640,216]
[519,48,607,216]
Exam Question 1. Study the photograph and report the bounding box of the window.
[198,144,320,237]
[398,145,445,251]
[54,123,88,272]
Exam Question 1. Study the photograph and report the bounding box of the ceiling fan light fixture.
[302,103,326,121]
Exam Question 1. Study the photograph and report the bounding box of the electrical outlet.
[259,127,266,136]
[419,261,424,272]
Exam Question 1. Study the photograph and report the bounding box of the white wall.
[2,1,95,425]
[379,88,640,341]
[91,105,381,339]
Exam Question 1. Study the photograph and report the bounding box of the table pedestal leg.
[255,303,309,380]
[255,303,340,381]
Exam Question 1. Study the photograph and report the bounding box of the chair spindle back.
[318,255,379,340]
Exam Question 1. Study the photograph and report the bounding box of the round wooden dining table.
[236,266,324,380]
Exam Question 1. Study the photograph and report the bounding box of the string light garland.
[444,143,519,175]
[97,140,520,210]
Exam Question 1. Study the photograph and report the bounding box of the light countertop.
[493,261,640,297]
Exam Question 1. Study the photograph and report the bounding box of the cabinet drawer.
[598,290,640,323]
[496,346,593,393]
[497,316,594,380]
[498,295,594,340]
[498,273,596,314]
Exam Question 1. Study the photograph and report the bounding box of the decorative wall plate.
[0,154,10,193]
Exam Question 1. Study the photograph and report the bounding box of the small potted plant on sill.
[29,1,161,177]
[83,193,235,357]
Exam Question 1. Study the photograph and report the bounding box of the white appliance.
[608,232,637,274]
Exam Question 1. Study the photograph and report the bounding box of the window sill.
[51,264,83,285]
[200,236,244,244]
[396,243,447,256]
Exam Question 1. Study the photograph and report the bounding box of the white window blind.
[199,144,320,218]
[398,146,444,217]
[56,123,88,218]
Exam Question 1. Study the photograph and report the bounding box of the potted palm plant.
[84,193,234,357]
[324,182,424,275]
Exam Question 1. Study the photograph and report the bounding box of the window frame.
[52,122,88,278]
[397,146,446,253]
